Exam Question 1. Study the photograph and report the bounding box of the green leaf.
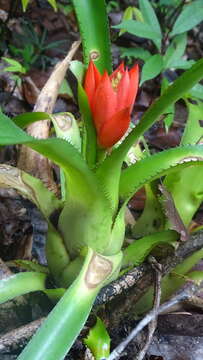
[181,101,203,145]
[17,248,122,360]
[44,288,66,303]
[163,33,187,69]
[161,77,175,130]
[163,102,203,227]
[13,110,80,202]
[84,317,110,359]
[159,0,181,4]
[120,47,151,62]
[14,111,82,152]
[44,40,66,50]
[186,270,203,285]
[10,260,49,274]
[3,57,26,74]
[138,0,162,47]
[71,0,112,73]
[132,7,143,22]
[13,112,50,128]
[78,83,97,167]
[51,112,81,152]
[51,112,81,200]
[0,164,62,219]
[119,7,135,36]
[122,230,178,268]
[63,60,85,100]
[18,256,98,360]
[69,60,85,83]
[58,193,113,258]
[21,0,30,11]
[163,113,174,131]
[132,183,165,237]
[58,3,73,16]
[168,59,195,70]
[59,79,73,97]
[189,83,203,100]
[0,112,101,207]
[0,272,47,304]
[47,0,57,11]
[119,145,203,201]
[102,204,126,255]
[113,20,161,49]
[170,1,203,36]
[0,161,68,282]
[164,162,203,227]
[140,54,163,85]
[10,74,22,87]
[46,223,70,286]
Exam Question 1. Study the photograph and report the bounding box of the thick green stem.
[71,0,112,73]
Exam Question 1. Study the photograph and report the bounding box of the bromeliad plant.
[0,0,203,359]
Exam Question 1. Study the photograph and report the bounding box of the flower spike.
[84,61,139,148]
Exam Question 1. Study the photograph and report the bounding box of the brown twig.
[107,281,201,360]
[95,230,203,307]
[17,40,81,194]
[135,257,162,360]
[0,318,45,353]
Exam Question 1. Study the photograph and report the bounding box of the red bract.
[84,61,139,148]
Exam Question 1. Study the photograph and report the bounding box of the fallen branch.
[96,230,203,307]
[0,231,203,354]
[107,281,201,360]
[135,257,162,360]
[0,317,45,353]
